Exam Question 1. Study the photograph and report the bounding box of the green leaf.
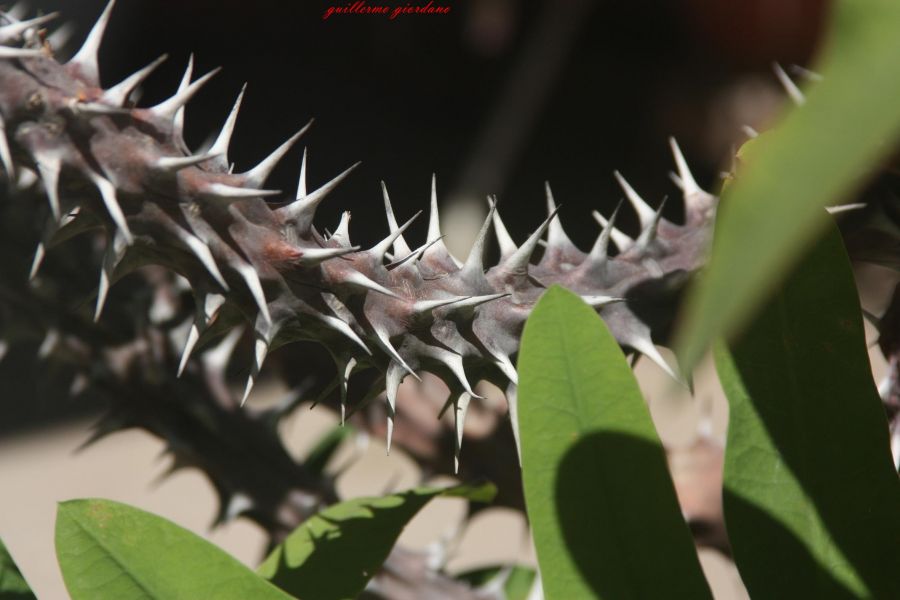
[258,481,496,600]
[0,537,35,600]
[456,565,536,600]
[55,499,293,600]
[676,0,900,369]
[517,286,712,600]
[714,221,900,598]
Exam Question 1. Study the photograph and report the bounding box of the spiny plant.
[0,0,713,462]
[3,0,900,599]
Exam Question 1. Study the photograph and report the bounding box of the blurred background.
[0,1,841,598]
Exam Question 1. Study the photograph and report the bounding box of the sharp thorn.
[242,121,312,188]
[209,83,246,166]
[613,170,656,229]
[204,182,281,199]
[103,54,168,106]
[155,151,220,171]
[773,62,805,105]
[150,66,221,121]
[68,0,116,84]
[591,209,633,252]
[381,181,414,257]
[0,12,58,44]
[502,205,560,274]
[177,322,200,377]
[371,209,422,262]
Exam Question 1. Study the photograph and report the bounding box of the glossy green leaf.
[0,537,35,600]
[714,222,900,598]
[517,286,711,600]
[677,0,900,369]
[258,482,496,600]
[55,499,293,600]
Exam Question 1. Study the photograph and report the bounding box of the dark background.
[1,0,829,433]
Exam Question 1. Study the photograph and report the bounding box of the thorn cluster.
[0,1,717,471]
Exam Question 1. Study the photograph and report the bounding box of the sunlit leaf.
[258,482,496,600]
[0,537,35,600]
[56,499,293,600]
[517,286,711,599]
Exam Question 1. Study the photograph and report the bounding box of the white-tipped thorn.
[68,0,115,83]
[826,203,866,215]
[0,12,58,44]
[149,67,221,121]
[493,352,518,385]
[204,182,281,199]
[591,210,633,252]
[331,211,352,247]
[613,170,656,229]
[34,153,61,221]
[459,201,495,281]
[234,261,271,325]
[202,293,226,325]
[181,233,228,290]
[453,392,472,474]
[86,170,133,245]
[544,183,578,249]
[580,295,623,308]
[634,197,667,251]
[342,270,400,298]
[340,357,357,425]
[94,233,126,322]
[155,152,220,171]
[29,242,45,281]
[242,121,312,188]
[490,201,518,259]
[177,322,200,377]
[741,125,759,139]
[773,62,805,106]
[208,83,246,165]
[0,113,15,180]
[0,46,43,58]
[103,54,168,106]
[632,336,680,382]
[297,245,360,266]
[374,325,420,381]
[385,361,405,454]
[427,173,442,241]
[587,201,621,263]
[668,137,703,197]
[412,295,471,315]
[295,147,308,198]
[445,293,508,312]
[381,181,414,257]
[371,210,422,262]
[423,346,481,399]
[37,329,59,359]
[316,313,371,355]
[173,54,194,143]
[277,162,361,231]
[502,206,560,274]
[241,334,270,407]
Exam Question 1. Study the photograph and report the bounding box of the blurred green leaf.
[714,222,900,598]
[517,286,711,600]
[677,0,900,369]
[258,482,496,600]
[0,537,35,600]
[304,424,353,476]
[456,565,536,600]
[55,499,293,600]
